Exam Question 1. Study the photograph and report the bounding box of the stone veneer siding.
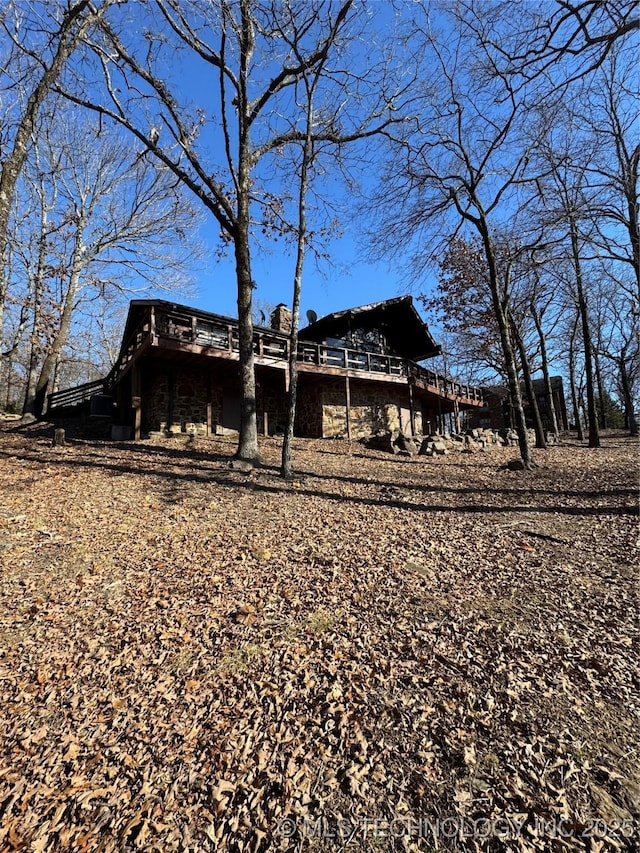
[256,375,289,435]
[140,363,424,438]
[318,380,423,438]
[142,366,221,434]
[141,363,290,436]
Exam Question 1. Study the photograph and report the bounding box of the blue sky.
[190,216,415,324]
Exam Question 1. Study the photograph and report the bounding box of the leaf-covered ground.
[0,423,638,852]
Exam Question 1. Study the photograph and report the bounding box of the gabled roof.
[298,295,440,361]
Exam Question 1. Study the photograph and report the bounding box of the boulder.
[507,458,527,471]
[228,459,255,472]
[396,433,419,456]
[51,428,66,447]
[362,430,419,456]
[432,440,448,455]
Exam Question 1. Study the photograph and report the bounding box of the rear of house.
[47,296,485,440]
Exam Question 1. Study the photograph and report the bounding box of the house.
[47,296,485,439]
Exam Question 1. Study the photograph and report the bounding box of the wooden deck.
[48,303,485,412]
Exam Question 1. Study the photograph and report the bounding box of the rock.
[363,431,419,456]
[404,561,435,580]
[362,431,395,453]
[396,434,419,456]
[228,459,254,472]
[507,458,527,471]
[418,438,448,456]
[51,428,66,447]
[20,413,37,425]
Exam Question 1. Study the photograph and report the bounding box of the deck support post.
[206,374,213,436]
[345,374,352,440]
[132,363,141,441]
[167,371,175,435]
[408,379,416,437]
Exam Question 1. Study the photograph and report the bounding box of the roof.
[298,295,440,361]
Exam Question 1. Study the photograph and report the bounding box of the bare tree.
[527,265,562,442]
[13,110,199,415]
[60,0,402,463]
[275,3,405,478]
[371,4,544,467]
[0,1,108,354]
[533,119,602,447]
[583,47,639,303]
[485,0,639,88]
[595,269,639,434]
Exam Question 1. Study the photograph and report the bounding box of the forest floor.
[0,422,638,853]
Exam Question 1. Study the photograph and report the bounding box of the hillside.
[0,426,638,852]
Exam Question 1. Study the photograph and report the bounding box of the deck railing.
[157,309,484,402]
[105,315,152,390]
[47,378,107,410]
[51,305,484,410]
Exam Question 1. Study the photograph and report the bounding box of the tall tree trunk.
[3,354,14,411]
[592,347,607,428]
[233,3,259,464]
[281,84,314,478]
[23,195,49,415]
[531,304,560,441]
[234,232,259,463]
[512,317,546,449]
[569,215,600,447]
[568,313,584,440]
[34,235,84,416]
[480,228,533,467]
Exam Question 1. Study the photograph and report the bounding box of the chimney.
[270,303,292,334]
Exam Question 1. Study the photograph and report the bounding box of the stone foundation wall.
[142,363,289,436]
[257,378,289,435]
[320,382,422,438]
[142,366,221,434]
[296,384,323,438]
[140,362,423,439]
